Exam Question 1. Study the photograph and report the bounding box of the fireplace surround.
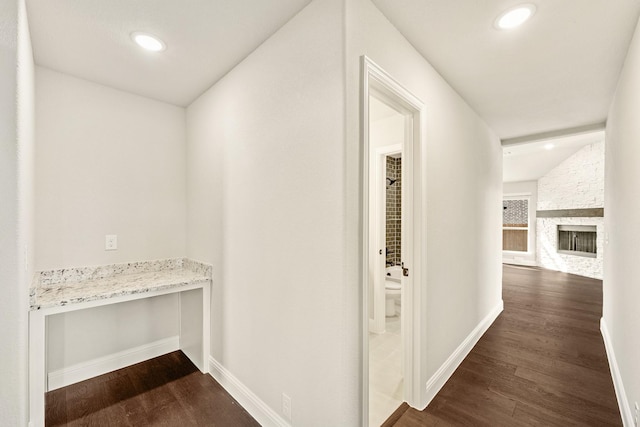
[557,225,597,258]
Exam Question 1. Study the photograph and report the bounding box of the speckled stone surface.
[30,258,212,310]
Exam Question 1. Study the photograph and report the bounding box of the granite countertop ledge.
[30,258,212,311]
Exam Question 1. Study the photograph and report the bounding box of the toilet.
[385,265,402,317]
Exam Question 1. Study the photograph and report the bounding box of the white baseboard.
[423,300,504,408]
[601,317,633,426]
[47,336,179,391]
[208,356,290,427]
[502,258,537,267]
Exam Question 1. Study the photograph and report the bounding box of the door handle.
[401,262,409,277]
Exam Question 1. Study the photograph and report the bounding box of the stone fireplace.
[537,214,603,279]
[535,141,605,280]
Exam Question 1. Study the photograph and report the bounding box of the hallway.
[387,264,621,426]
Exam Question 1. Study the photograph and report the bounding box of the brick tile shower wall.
[386,156,401,266]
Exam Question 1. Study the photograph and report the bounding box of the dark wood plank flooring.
[46,351,259,427]
[47,265,622,426]
[386,264,622,426]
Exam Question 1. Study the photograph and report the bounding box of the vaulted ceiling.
[503,130,605,182]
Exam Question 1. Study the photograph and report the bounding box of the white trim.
[503,192,532,197]
[35,281,209,316]
[361,55,427,421]
[601,317,633,426]
[502,258,537,267]
[503,195,532,255]
[422,300,504,409]
[208,356,290,427]
[47,336,179,391]
[361,56,371,426]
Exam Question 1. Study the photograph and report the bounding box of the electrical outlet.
[282,393,291,422]
[634,401,639,426]
[105,235,118,251]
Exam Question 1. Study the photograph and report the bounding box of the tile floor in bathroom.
[369,314,403,427]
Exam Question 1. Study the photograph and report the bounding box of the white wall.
[603,14,640,426]
[187,0,354,424]
[0,5,21,422]
[35,67,187,378]
[17,0,35,315]
[503,181,537,265]
[370,104,404,150]
[536,142,604,278]
[16,0,35,419]
[26,0,501,423]
[35,67,187,270]
[47,295,179,372]
[0,0,33,424]
[346,0,503,409]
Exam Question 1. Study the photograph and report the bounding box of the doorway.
[361,57,425,426]
[369,139,404,426]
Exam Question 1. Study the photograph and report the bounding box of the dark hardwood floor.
[46,351,259,427]
[47,265,621,426]
[385,264,622,426]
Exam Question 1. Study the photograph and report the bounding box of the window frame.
[502,195,531,254]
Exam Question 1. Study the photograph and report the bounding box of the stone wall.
[536,142,604,279]
[537,217,604,279]
[538,142,604,210]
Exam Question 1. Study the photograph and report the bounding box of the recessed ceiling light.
[544,143,554,150]
[131,32,166,52]
[495,4,536,30]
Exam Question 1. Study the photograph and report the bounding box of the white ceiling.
[503,130,605,183]
[26,0,312,106]
[371,0,640,140]
[26,0,640,140]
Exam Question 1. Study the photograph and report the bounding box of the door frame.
[361,56,426,424]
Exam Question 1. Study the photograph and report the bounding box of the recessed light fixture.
[131,32,166,52]
[544,143,554,150]
[495,4,536,30]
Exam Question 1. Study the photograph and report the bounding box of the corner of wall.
[208,356,291,427]
[422,300,503,410]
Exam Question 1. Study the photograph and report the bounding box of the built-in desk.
[29,258,211,427]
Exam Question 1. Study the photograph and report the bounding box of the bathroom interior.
[368,96,405,427]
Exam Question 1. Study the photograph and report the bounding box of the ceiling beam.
[501,123,606,146]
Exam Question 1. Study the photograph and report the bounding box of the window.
[503,197,529,252]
